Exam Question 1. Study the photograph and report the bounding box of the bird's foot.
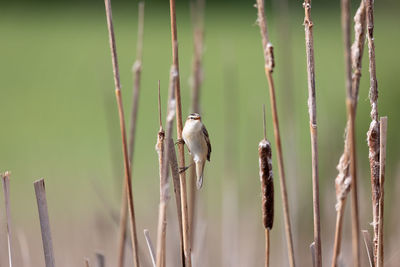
[179,164,192,173]
[175,138,185,146]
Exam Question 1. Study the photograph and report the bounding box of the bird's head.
[187,113,201,121]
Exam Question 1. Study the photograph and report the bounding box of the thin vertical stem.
[255,1,295,266]
[168,0,191,266]
[117,3,145,266]
[265,229,270,267]
[348,98,360,267]
[2,172,13,267]
[366,0,380,264]
[302,1,322,266]
[156,69,177,267]
[189,0,205,250]
[342,0,362,264]
[332,2,366,266]
[34,179,55,267]
[103,1,140,266]
[377,117,387,267]
[129,1,145,163]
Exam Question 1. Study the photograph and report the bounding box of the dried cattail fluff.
[258,139,274,230]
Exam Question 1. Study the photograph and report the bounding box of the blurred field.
[0,2,399,266]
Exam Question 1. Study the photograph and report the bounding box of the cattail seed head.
[258,139,274,230]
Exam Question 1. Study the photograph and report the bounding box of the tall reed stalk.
[188,0,205,249]
[377,117,387,267]
[155,69,178,267]
[117,3,145,267]
[365,0,381,264]
[155,80,166,267]
[103,0,140,265]
[302,1,321,266]
[332,2,366,266]
[168,0,192,266]
[255,1,295,266]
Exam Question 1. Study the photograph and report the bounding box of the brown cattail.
[259,139,274,230]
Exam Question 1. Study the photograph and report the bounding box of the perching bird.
[181,113,211,189]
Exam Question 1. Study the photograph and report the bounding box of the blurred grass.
[0,2,399,265]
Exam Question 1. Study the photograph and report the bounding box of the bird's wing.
[202,124,211,161]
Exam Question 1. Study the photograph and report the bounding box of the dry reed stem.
[96,253,105,267]
[117,3,145,266]
[377,117,387,267]
[2,172,13,267]
[265,229,270,267]
[365,0,380,264]
[167,129,185,266]
[188,0,205,249]
[302,1,322,266]
[34,179,55,267]
[168,0,191,265]
[143,229,156,267]
[103,1,140,266]
[344,0,361,265]
[332,2,366,266]
[129,1,145,163]
[156,69,177,267]
[255,1,295,266]
[362,230,375,267]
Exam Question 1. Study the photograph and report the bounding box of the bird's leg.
[175,138,185,146]
[179,163,194,173]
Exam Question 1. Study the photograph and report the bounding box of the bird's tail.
[196,161,205,189]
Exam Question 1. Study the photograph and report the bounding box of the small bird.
[181,113,211,189]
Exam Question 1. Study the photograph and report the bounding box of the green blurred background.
[0,0,399,266]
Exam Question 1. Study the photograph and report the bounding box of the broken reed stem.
[255,1,295,266]
[168,0,191,266]
[2,172,13,267]
[103,1,140,266]
[34,179,55,267]
[188,0,205,249]
[117,3,145,266]
[156,69,177,267]
[365,0,380,264]
[332,2,366,266]
[258,117,274,267]
[143,230,156,267]
[377,117,387,267]
[302,1,322,266]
